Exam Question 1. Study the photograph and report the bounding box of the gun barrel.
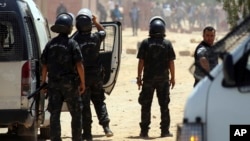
[28,83,48,99]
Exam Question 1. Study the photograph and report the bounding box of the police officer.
[193,26,218,87]
[41,13,86,141]
[72,8,113,141]
[136,16,176,138]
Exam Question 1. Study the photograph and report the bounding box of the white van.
[176,16,250,141]
[0,0,50,140]
[0,0,122,140]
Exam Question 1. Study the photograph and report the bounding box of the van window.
[0,12,27,61]
[24,16,39,59]
[246,54,250,71]
[234,49,250,92]
[94,25,116,84]
[98,26,115,52]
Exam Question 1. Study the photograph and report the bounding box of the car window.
[94,23,122,94]
[0,22,13,47]
[0,12,27,61]
[100,26,115,52]
[0,21,15,58]
[234,48,250,92]
[246,53,250,71]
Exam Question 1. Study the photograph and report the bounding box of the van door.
[61,21,122,111]
[206,41,250,141]
[0,11,30,110]
[97,21,122,95]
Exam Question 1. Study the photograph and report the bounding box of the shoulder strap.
[194,43,203,60]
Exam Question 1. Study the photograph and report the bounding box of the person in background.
[193,26,218,87]
[72,8,113,141]
[111,3,123,22]
[129,1,140,36]
[108,0,115,20]
[56,1,67,16]
[151,2,164,17]
[41,13,86,141]
[97,1,107,22]
[136,16,176,138]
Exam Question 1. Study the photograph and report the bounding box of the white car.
[0,0,122,140]
[0,0,50,140]
[176,15,250,141]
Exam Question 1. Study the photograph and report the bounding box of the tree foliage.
[217,0,250,28]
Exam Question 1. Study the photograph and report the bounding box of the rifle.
[28,82,48,99]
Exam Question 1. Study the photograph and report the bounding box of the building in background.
[33,0,154,31]
[34,0,97,24]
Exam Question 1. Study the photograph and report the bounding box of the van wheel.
[40,126,50,139]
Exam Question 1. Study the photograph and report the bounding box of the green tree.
[217,0,250,28]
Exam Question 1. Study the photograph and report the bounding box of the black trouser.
[81,89,92,135]
[82,71,110,135]
[48,80,82,141]
[91,88,110,126]
[131,19,139,35]
[138,80,170,133]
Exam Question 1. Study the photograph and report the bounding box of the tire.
[40,126,50,139]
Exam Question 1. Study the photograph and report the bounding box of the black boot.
[139,130,148,138]
[139,124,149,138]
[82,128,93,141]
[82,133,93,141]
[160,130,173,137]
[103,125,113,137]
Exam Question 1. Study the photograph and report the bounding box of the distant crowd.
[157,1,228,32]
[56,0,229,33]
[96,0,229,33]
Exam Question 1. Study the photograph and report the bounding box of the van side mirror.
[222,53,236,86]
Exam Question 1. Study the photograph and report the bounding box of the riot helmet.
[149,16,166,37]
[76,8,93,33]
[68,13,76,25]
[77,8,93,19]
[51,13,74,34]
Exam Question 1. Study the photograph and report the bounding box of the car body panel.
[177,17,250,141]
[61,22,122,112]
[0,0,50,135]
[99,21,122,94]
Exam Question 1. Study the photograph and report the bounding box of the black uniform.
[137,37,176,135]
[73,31,108,138]
[41,34,83,141]
[194,41,218,86]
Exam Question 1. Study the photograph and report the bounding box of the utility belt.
[49,73,79,82]
[85,66,103,73]
[85,66,105,79]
